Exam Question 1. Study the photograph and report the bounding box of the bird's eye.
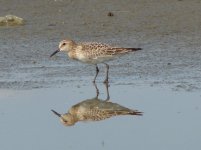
[62,118,67,123]
[63,43,66,46]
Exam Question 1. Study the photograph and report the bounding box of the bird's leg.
[93,64,99,83]
[93,82,99,98]
[103,63,109,83]
[104,82,110,101]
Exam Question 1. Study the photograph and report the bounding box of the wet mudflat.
[0,84,201,150]
[0,0,201,90]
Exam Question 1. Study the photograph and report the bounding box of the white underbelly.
[78,55,115,64]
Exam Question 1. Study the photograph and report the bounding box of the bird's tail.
[111,110,143,116]
[126,48,142,51]
[128,110,143,116]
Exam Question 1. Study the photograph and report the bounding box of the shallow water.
[0,83,201,150]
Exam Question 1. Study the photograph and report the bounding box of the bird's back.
[71,98,142,121]
[74,42,141,64]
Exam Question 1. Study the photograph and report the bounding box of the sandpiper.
[51,83,142,126]
[51,101,142,126]
[50,39,142,83]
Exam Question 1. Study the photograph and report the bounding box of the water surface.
[0,84,200,150]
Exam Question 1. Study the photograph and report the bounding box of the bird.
[51,98,142,126]
[51,83,142,126]
[50,39,142,83]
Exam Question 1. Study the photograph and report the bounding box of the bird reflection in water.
[51,83,142,126]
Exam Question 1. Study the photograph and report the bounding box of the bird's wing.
[83,109,142,121]
[80,42,141,59]
[80,42,122,59]
[83,109,113,121]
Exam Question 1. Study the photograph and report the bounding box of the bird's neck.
[67,44,81,60]
[70,113,79,124]
[69,41,77,51]
[67,50,77,59]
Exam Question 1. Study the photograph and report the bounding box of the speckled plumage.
[50,39,142,82]
[78,42,140,64]
[52,98,142,126]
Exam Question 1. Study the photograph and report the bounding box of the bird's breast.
[68,51,77,60]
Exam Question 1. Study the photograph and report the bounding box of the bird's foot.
[103,79,109,84]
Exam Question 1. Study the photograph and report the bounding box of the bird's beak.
[50,49,60,57]
[51,109,61,117]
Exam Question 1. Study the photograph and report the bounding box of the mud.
[0,0,201,90]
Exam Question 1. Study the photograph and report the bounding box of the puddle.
[0,83,201,150]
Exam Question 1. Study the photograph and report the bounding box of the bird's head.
[50,39,75,57]
[51,109,76,126]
